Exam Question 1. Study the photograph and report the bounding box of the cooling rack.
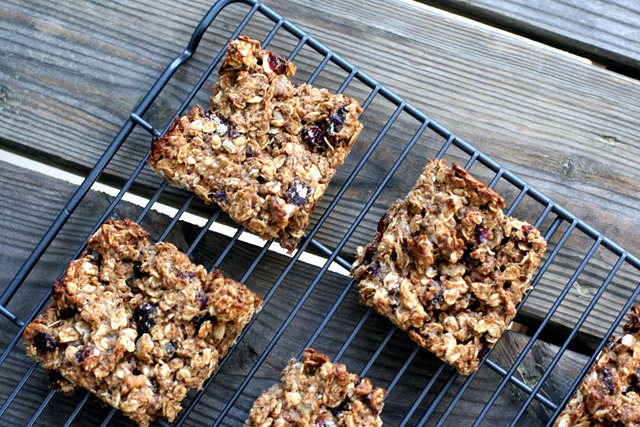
[2,0,640,425]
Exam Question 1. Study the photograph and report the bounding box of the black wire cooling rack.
[2,0,640,426]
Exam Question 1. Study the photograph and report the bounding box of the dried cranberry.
[227,127,239,139]
[87,249,102,264]
[377,214,387,234]
[363,245,377,263]
[75,346,92,363]
[316,418,337,427]
[196,292,208,310]
[301,124,326,150]
[604,339,616,351]
[372,231,383,245]
[329,399,349,416]
[57,307,78,320]
[178,271,197,280]
[427,280,444,308]
[133,302,156,335]
[287,182,310,207]
[601,368,616,393]
[477,225,490,244]
[208,190,226,203]
[327,107,346,138]
[367,262,381,278]
[365,393,381,415]
[478,343,491,359]
[207,111,230,136]
[33,331,56,353]
[267,52,288,75]
[193,314,215,329]
[47,370,66,391]
[624,305,640,333]
[131,262,147,282]
[522,224,534,234]
[164,342,176,359]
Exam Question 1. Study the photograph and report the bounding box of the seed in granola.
[133,302,156,335]
[267,52,288,75]
[301,124,326,150]
[33,331,56,353]
[287,182,310,207]
[75,345,93,363]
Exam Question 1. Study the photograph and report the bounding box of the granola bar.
[23,219,263,426]
[245,348,385,426]
[351,159,547,375]
[553,305,640,427]
[148,36,363,252]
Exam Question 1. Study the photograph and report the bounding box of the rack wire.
[2,0,640,426]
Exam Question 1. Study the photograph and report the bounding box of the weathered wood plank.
[3,0,640,423]
[1,0,639,259]
[421,0,640,73]
[2,0,639,368]
[0,161,594,426]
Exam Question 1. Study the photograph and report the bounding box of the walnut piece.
[148,36,363,252]
[23,219,263,426]
[351,159,547,375]
[245,348,386,426]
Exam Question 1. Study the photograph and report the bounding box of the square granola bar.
[148,36,363,252]
[23,219,263,426]
[245,348,385,426]
[553,305,640,426]
[351,159,547,375]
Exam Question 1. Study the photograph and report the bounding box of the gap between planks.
[1,148,350,277]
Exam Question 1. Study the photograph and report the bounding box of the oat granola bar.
[23,219,263,426]
[553,305,640,426]
[148,36,363,252]
[245,348,385,426]
[351,159,547,375]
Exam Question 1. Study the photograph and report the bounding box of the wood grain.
[1,0,640,257]
[0,161,594,426]
[2,0,640,424]
[421,0,640,72]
